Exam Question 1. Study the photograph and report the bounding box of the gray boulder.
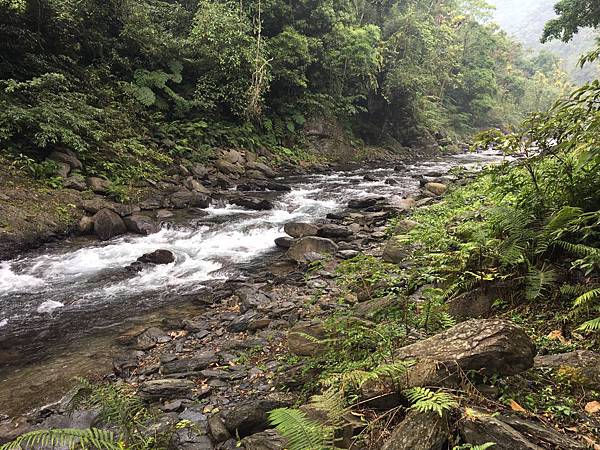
[348,197,382,209]
[138,379,195,400]
[170,190,211,209]
[274,236,293,249]
[284,222,318,238]
[86,177,112,194]
[221,395,293,437]
[534,350,600,389]
[92,208,126,240]
[287,236,338,263]
[317,224,352,239]
[49,150,83,170]
[124,214,159,235]
[241,429,287,450]
[287,321,328,356]
[246,161,276,178]
[231,196,273,211]
[137,249,175,264]
[381,410,448,450]
[160,352,218,375]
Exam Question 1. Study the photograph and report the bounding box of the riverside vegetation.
[0,0,600,449]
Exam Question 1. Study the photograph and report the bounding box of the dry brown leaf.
[547,329,568,344]
[509,400,527,413]
[582,435,600,450]
[585,400,600,414]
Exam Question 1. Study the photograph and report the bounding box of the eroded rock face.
[286,236,338,263]
[381,410,448,450]
[221,395,293,437]
[92,208,126,240]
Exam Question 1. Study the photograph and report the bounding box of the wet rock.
[534,350,600,389]
[171,190,211,209]
[138,379,195,400]
[458,408,585,449]
[274,236,293,249]
[231,197,274,211]
[385,178,398,185]
[92,208,126,240]
[221,395,293,437]
[86,177,112,194]
[156,209,174,219]
[78,215,94,234]
[112,203,141,217]
[247,161,276,178]
[49,150,83,170]
[424,182,447,196]
[82,198,113,214]
[363,174,378,182]
[347,197,382,209]
[228,311,259,332]
[284,222,318,238]
[287,237,338,263]
[317,224,352,239]
[381,410,448,450]
[338,249,359,259]
[288,321,328,356]
[241,429,287,450]
[208,415,231,442]
[160,352,218,375]
[137,249,175,264]
[135,326,171,350]
[124,214,159,235]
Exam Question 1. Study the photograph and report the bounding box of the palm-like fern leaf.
[573,287,600,309]
[525,266,557,301]
[404,387,458,417]
[578,316,600,332]
[268,408,332,450]
[0,428,119,450]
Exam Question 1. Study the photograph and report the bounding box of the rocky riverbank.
[3,153,597,450]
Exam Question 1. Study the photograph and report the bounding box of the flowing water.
[0,151,504,415]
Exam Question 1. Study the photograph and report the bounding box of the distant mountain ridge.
[491,0,599,83]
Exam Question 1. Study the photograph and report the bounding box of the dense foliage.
[0,0,567,182]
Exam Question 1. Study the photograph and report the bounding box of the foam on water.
[37,300,64,314]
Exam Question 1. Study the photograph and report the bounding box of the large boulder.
[124,214,159,235]
[317,224,352,239]
[215,158,243,175]
[246,161,276,178]
[458,408,585,450]
[286,236,338,263]
[138,379,195,400]
[231,196,274,211]
[170,190,211,209]
[424,182,447,196]
[92,208,126,240]
[52,161,71,178]
[284,222,319,238]
[381,410,448,450]
[48,150,82,170]
[274,236,293,249]
[241,429,287,450]
[348,197,382,209]
[447,289,494,319]
[534,350,600,389]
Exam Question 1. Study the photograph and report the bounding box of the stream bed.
[0,151,503,416]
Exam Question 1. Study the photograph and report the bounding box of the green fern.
[578,316,600,332]
[268,408,333,450]
[453,444,496,450]
[404,387,458,417]
[572,287,600,309]
[525,265,557,301]
[0,428,120,450]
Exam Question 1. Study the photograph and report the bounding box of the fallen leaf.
[547,329,568,344]
[585,400,600,414]
[509,400,527,413]
[582,435,600,450]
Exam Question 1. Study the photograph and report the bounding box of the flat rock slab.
[534,350,600,389]
[138,379,195,400]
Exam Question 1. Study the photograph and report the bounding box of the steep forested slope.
[491,0,599,83]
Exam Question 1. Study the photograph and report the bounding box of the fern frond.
[573,287,600,309]
[0,428,119,450]
[308,387,348,427]
[578,316,600,332]
[404,387,458,417]
[268,408,332,450]
[555,240,599,257]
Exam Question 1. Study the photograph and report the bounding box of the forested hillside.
[0,0,567,188]
[492,0,599,83]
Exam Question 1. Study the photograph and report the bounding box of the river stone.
[246,169,267,180]
[137,249,175,264]
[124,214,159,235]
[138,379,195,400]
[534,350,600,389]
[183,177,210,194]
[49,150,83,170]
[221,395,293,436]
[274,236,293,248]
[382,239,409,264]
[160,352,218,375]
[317,224,352,239]
[424,182,447,196]
[92,208,126,240]
[134,326,171,350]
[284,222,318,238]
[208,415,231,442]
[170,190,211,209]
[86,176,112,194]
[287,321,328,356]
[241,429,287,450]
[246,161,276,178]
[348,197,382,209]
[381,410,448,450]
[230,196,273,211]
[286,236,338,263]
